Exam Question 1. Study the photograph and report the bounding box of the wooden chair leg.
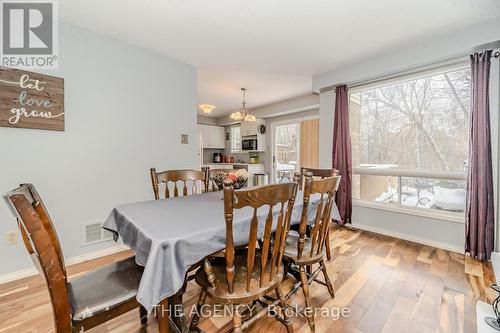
[305,225,315,275]
[169,292,188,332]
[189,289,207,332]
[320,259,335,298]
[232,305,243,333]
[140,305,148,325]
[181,275,189,293]
[157,298,170,333]
[299,266,315,332]
[276,285,294,333]
[325,223,332,261]
[283,258,291,282]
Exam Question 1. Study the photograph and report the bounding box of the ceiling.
[197,70,312,117]
[59,0,500,117]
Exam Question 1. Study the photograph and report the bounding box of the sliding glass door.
[271,118,319,183]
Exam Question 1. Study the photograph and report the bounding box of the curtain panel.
[466,50,495,260]
[332,85,352,225]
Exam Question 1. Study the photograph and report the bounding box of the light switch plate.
[180,134,189,144]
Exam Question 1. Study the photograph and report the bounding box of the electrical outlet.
[5,230,18,245]
[180,134,189,144]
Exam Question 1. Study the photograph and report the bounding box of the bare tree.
[352,68,470,172]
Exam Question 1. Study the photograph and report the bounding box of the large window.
[349,65,471,219]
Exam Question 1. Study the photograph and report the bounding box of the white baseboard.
[349,222,464,254]
[0,243,130,285]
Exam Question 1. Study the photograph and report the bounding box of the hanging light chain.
[230,88,255,121]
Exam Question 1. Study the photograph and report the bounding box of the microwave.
[242,138,258,151]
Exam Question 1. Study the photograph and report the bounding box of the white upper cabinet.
[240,119,265,136]
[198,124,225,149]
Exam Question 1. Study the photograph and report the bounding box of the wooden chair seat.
[194,252,284,304]
[284,232,324,265]
[68,256,143,321]
[3,184,150,332]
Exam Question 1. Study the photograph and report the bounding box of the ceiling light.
[230,88,256,122]
[198,104,216,114]
[230,111,243,120]
[244,114,256,121]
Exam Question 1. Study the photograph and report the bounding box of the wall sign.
[0,67,64,131]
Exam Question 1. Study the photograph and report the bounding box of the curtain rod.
[319,47,500,93]
[319,56,469,93]
[348,58,469,90]
[472,41,500,57]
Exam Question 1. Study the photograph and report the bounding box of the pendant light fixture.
[230,88,256,121]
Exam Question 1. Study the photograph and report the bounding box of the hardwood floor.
[0,226,494,333]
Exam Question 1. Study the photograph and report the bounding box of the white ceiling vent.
[81,221,113,246]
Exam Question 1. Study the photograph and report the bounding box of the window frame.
[349,62,470,223]
[230,124,242,152]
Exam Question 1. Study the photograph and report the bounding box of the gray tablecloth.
[103,190,340,312]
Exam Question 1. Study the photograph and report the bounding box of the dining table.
[103,189,340,332]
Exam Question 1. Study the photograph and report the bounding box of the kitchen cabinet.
[198,124,225,149]
[240,119,265,136]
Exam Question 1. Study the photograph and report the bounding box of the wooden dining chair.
[189,181,299,333]
[2,184,158,332]
[150,168,209,199]
[149,167,213,330]
[296,167,339,260]
[298,167,339,190]
[283,173,341,332]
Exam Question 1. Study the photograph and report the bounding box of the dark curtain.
[466,50,495,260]
[332,85,352,225]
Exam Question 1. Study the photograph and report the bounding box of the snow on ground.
[430,187,466,212]
[374,185,465,213]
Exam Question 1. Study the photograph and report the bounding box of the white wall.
[313,17,500,251]
[197,115,218,125]
[313,17,500,91]
[318,90,335,168]
[353,207,465,251]
[0,24,197,276]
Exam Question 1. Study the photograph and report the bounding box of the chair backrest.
[299,167,339,190]
[3,184,72,331]
[150,168,208,199]
[223,180,298,294]
[296,173,341,260]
